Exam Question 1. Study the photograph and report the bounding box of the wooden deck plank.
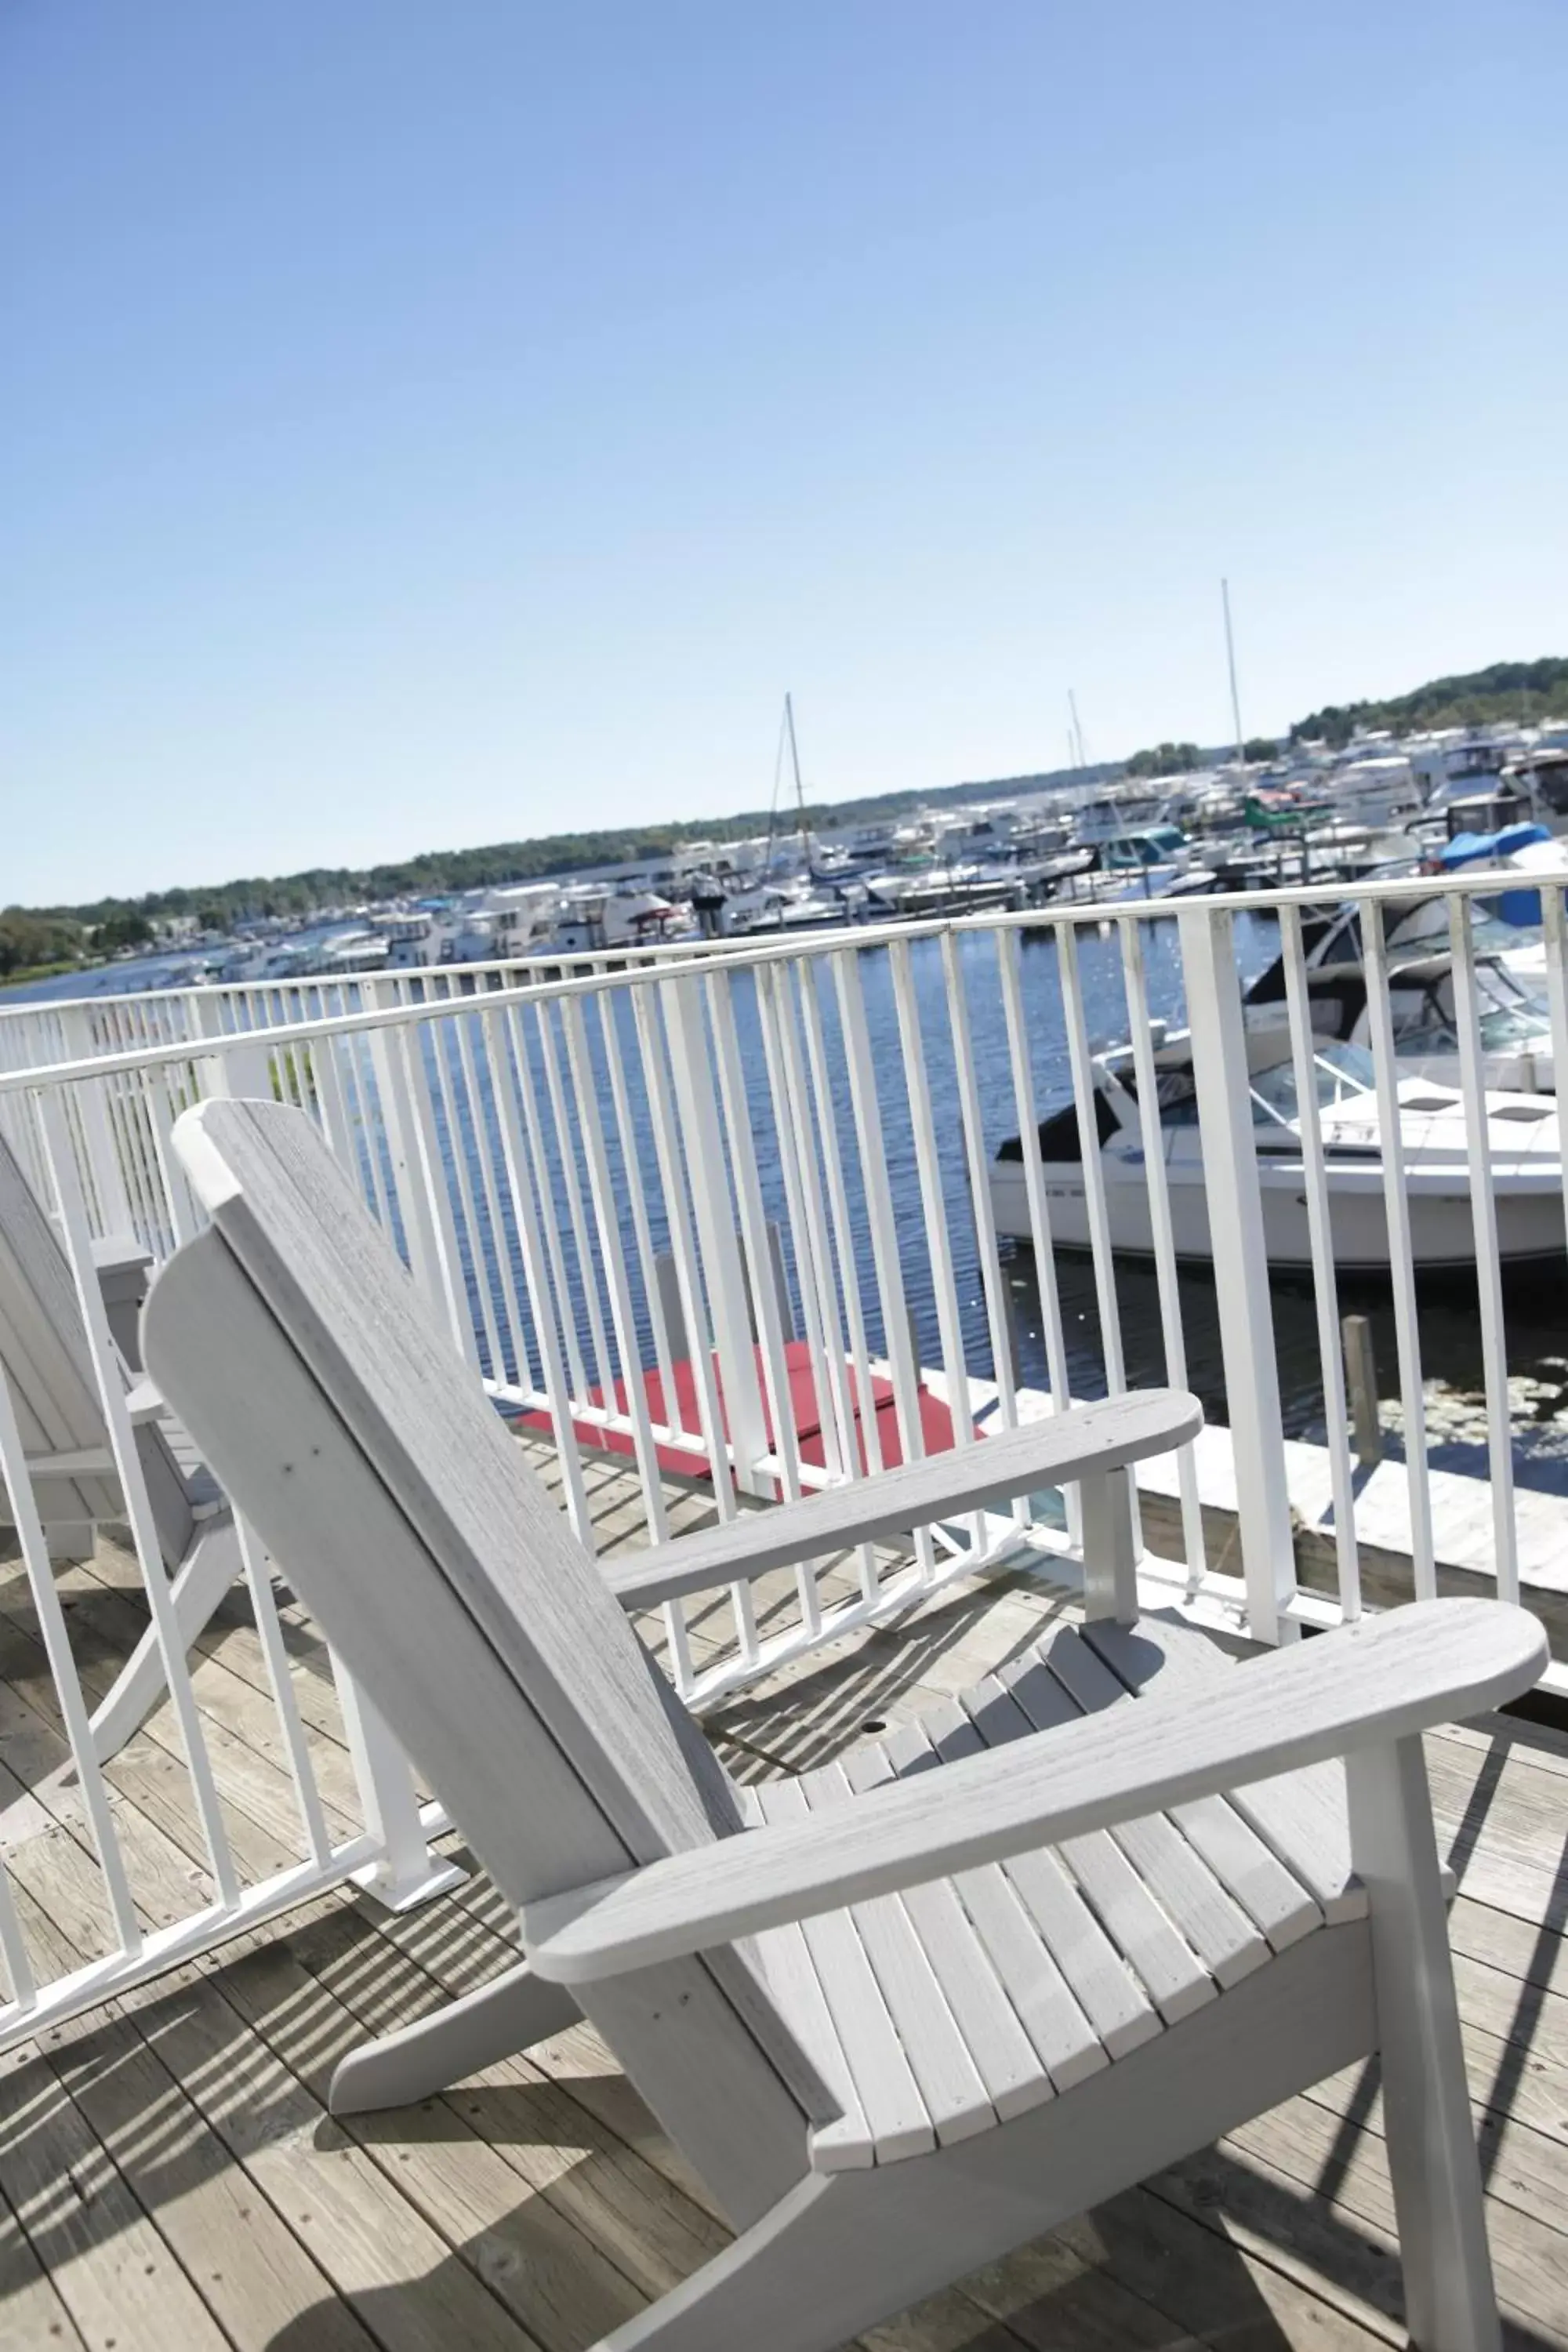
[5,1457,1568,2350]
[122,1953,540,2352]
[212,1933,648,2352]
[0,2177,90,2352]
[45,2005,376,2352]
[1225,2085,1568,2343]
[1047,2188,1396,2350]
[0,2040,230,2352]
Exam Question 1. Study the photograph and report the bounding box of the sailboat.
[728,695,862,934]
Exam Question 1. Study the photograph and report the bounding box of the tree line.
[1287,656,1568,750]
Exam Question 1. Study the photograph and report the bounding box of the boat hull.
[988,1160,1566,1269]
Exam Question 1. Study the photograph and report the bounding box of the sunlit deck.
[2,1439,1567,2352]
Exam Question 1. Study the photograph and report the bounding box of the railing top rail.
[0,862,1547,1089]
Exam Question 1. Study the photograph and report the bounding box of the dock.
[1131,1416,1568,1646]
[909,1363,1568,1651]
[0,1435,1566,2349]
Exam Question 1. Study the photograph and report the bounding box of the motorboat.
[988,1029,1565,1269]
[1280,894,1553,998]
[1243,943,1556,1093]
[544,887,694,954]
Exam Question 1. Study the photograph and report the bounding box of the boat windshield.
[1475,964,1552,1048]
[1479,1002,1552,1048]
[1468,912,1543,959]
[1250,1041,1377,1126]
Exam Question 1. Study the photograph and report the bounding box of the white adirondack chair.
[0,1124,241,1759]
[142,1098,1544,2352]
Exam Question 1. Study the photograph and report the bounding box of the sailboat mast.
[1221,578,1245,768]
[784,691,811,862]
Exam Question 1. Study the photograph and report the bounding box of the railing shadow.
[4,1777,1566,2352]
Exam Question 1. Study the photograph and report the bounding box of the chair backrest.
[0,1131,193,1563]
[141,1097,832,2225]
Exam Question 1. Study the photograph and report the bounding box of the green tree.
[1288,656,1568,747]
[1125,741,1202,777]
[0,910,83,977]
[93,911,154,953]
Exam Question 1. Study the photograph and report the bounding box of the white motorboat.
[1276,894,1553,1000]
[544,887,694,954]
[1243,945,1556,1093]
[989,1031,1565,1269]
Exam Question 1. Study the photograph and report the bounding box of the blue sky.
[5,2,1565,905]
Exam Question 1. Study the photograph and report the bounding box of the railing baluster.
[994,930,1074,1412]
[453,1007,531,1392]
[1177,905,1296,1644]
[1447,891,1518,1606]
[755,962,846,1486]
[630,985,734,1690]
[887,934,973,1423]
[660,971,771,1507]
[705,966,802,1501]
[1279,902,1361,1621]
[766,964,861,1482]
[237,1518,335,1866]
[938,933,1037,1557]
[561,995,670,1541]
[1058,920,1128,1394]
[1542,881,1568,1272]
[1117,914,1206,1589]
[886,934,985,1556]
[364,985,447,1300]
[398,1017,481,1364]
[485,1004,593,1544]
[831,948,935,1552]
[597,983,683,1434]
[795,957,884,1606]
[507,1002,590,1399]
[1362,897,1436,1599]
[431,1014,505,1381]
[535,999,618,1403]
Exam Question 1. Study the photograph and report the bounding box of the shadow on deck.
[2,1443,1567,2350]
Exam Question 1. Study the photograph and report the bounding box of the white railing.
[0,869,1561,2042]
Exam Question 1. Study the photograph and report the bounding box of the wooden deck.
[2,1441,1568,2351]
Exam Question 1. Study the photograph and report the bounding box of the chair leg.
[593,2171,884,2352]
[328,1959,581,2114]
[87,1518,241,1760]
[1347,1737,1501,2352]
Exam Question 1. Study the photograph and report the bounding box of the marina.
[12,710,1568,1004]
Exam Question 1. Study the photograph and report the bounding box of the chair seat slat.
[1083,1618,1367,1925]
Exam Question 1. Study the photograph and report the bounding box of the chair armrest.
[601,1388,1203,1609]
[523,1599,1545,1981]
